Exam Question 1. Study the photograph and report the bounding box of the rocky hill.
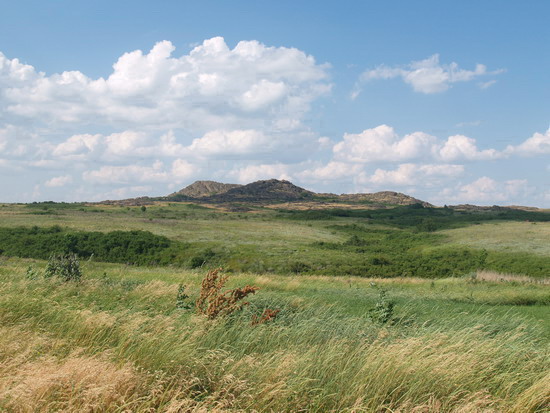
[208,179,315,202]
[103,179,433,207]
[169,180,241,198]
[165,179,431,206]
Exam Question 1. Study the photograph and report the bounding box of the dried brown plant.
[196,268,259,319]
[251,308,280,325]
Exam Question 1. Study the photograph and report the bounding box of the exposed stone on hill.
[170,180,241,198]
[339,191,433,207]
[208,179,315,202]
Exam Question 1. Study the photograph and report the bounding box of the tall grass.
[0,259,548,411]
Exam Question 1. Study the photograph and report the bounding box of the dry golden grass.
[134,279,179,298]
[0,325,245,413]
[77,309,117,329]
[2,354,140,412]
[510,372,550,413]
[476,270,550,285]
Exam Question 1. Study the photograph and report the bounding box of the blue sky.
[1,0,549,206]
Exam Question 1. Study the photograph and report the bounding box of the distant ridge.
[101,178,434,207]
[166,179,429,206]
[339,191,432,207]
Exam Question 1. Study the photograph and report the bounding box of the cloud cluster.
[333,125,501,163]
[362,163,465,187]
[1,39,330,135]
[439,177,535,204]
[352,54,503,97]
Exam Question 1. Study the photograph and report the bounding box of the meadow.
[0,202,548,411]
[1,202,549,277]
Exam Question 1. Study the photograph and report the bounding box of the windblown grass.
[0,258,548,412]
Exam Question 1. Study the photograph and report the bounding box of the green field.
[441,221,550,257]
[0,202,548,411]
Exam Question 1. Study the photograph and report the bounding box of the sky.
[0,0,549,206]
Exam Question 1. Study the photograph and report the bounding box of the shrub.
[344,235,367,246]
[288,261,311,274]
[44,253,82,282]
[196,268,259,319]
[368,289,395,324]
[189,248,216,269]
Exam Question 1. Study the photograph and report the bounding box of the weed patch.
[196,269,259,319]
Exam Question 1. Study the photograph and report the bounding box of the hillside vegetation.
[1,202,548,278]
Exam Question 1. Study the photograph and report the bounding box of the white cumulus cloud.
[44,175,73,187]
[504,128,550,156]
[186,129,272,158]
[52,134,102,158]
[440,177,535,204]
[438,135,501,161]
[81,158,197,185]
[332,125,500,163]
[228,163,292,183]
[0,38,330,135]
[298,161,363,181]
[360,163,464,187]
[353,54,503,97]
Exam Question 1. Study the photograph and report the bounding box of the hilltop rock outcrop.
[169,180,241,198]
[208,179,315,202]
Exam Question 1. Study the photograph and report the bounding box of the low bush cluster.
[279,203,550,230]
[309,224,549,278]
[0,226,174,265]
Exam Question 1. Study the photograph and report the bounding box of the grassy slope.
[440,221,550,256]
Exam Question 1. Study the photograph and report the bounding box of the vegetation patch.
[279,203,550,230]
[0,226,176,265]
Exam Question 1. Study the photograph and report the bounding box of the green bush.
[44,253,82,281]
[288,261,311,274]
[189,248,217,268]
[368,289,395,324]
